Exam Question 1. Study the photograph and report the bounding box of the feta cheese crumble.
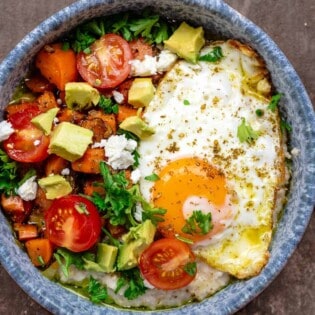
[0,120,14,141]
[112,90,124,104]
[130,168,141,184]
[61,168,70,176]
[17,176,38,201]
[102,135,137,170]
[130,49,178,77]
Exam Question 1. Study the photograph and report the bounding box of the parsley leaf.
[144,173,160,181]
[98,95,119,114]
[54,248,86,277]
[87,276,110,304]
[237,117,259,143]
[267,93,282,112]
[91,162,166,227]
[0,149,19,195]
[198,46,224,62]
[115,268,147,300]
[280,118,292,133]
[182,210,213,235]
[184,261,197,276]
[183,99,190,105]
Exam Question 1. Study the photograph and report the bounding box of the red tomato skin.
[139,238,196,290]
[77,34,132,89]
[3,106,49,163]
[44,195,102,252]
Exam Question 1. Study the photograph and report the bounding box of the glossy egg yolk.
[153,157,232,243]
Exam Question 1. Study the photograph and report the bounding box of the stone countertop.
[0,1,314,314]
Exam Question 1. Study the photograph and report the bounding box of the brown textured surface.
[0,1,314,314]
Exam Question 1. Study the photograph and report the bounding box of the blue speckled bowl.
[0,0,314,314]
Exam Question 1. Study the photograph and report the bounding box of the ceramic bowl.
[0,0,314,314]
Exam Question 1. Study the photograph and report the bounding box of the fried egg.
[137,40,287,279]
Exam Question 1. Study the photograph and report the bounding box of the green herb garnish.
[237,117,260,143]
[54,248,86,277]
[115,268,147,300]
[267,93,282,112]
[184,261,197,276]
[198,46,223,62]
[280,118,292,133]
[87,276,110,304]
[91,162,166,227]
[98,95,119,114]
[37,255,45,267]
[255,109,264,117]
[182,210,213,235]
[74,202,90,215]
[144,173,160,181]
[0,149,19,195]
[183,99,190,105]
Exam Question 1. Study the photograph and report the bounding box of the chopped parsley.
[182,210,213,235]
[87,276,110,304]
[0,149,19,195]
[280,118,292,133]
[255,109,264,117]
[115,268,147,300]
[183,99,190,105]
[91,162,166,227]
[267,93,282,112]
[63,11,174,53]
[144,173,160,181]
[98,95,119,114]
[54,248,87,277]
[237,117,259,143]
[37,255,45,267]
[198,46,224,62]
[74,202,90,215]
[184,261,197,276]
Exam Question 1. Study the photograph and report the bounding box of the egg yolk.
[152,157,232,243]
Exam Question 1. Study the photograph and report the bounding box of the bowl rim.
[0,0,314,314]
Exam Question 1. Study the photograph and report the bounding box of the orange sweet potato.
[35,43,78,91]
[71,148,105,174]
[25,238,53,267]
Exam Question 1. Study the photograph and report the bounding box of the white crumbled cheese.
[134,202,143,222]
[16,176,38,201]
[103,135,137,170]
[156,49,178,72]
[112,90,124,104]
[61,168,70,176]
[130,49,178,77]
[33,139,41,146]
[130,168,141,184]
[91,139,107,149]
[130,55,158,77]
[0,120,14,141]
[53,117,59,125]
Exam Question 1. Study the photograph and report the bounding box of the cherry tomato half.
[3,105,49,163]
[139,238,196,290]
[44,195,102,252]
[77,34,132,89]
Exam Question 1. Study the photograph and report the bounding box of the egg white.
[137,40,287,279]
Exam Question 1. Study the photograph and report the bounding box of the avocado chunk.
[97,243,118,273]
[49,122,93,162]
[31,108,59,135]
[65,82,100,110]
[117,220,156,270]
[119,116,155,139]
[164,22,205,63]
[128,78,155,108]
[38,175,72,199]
